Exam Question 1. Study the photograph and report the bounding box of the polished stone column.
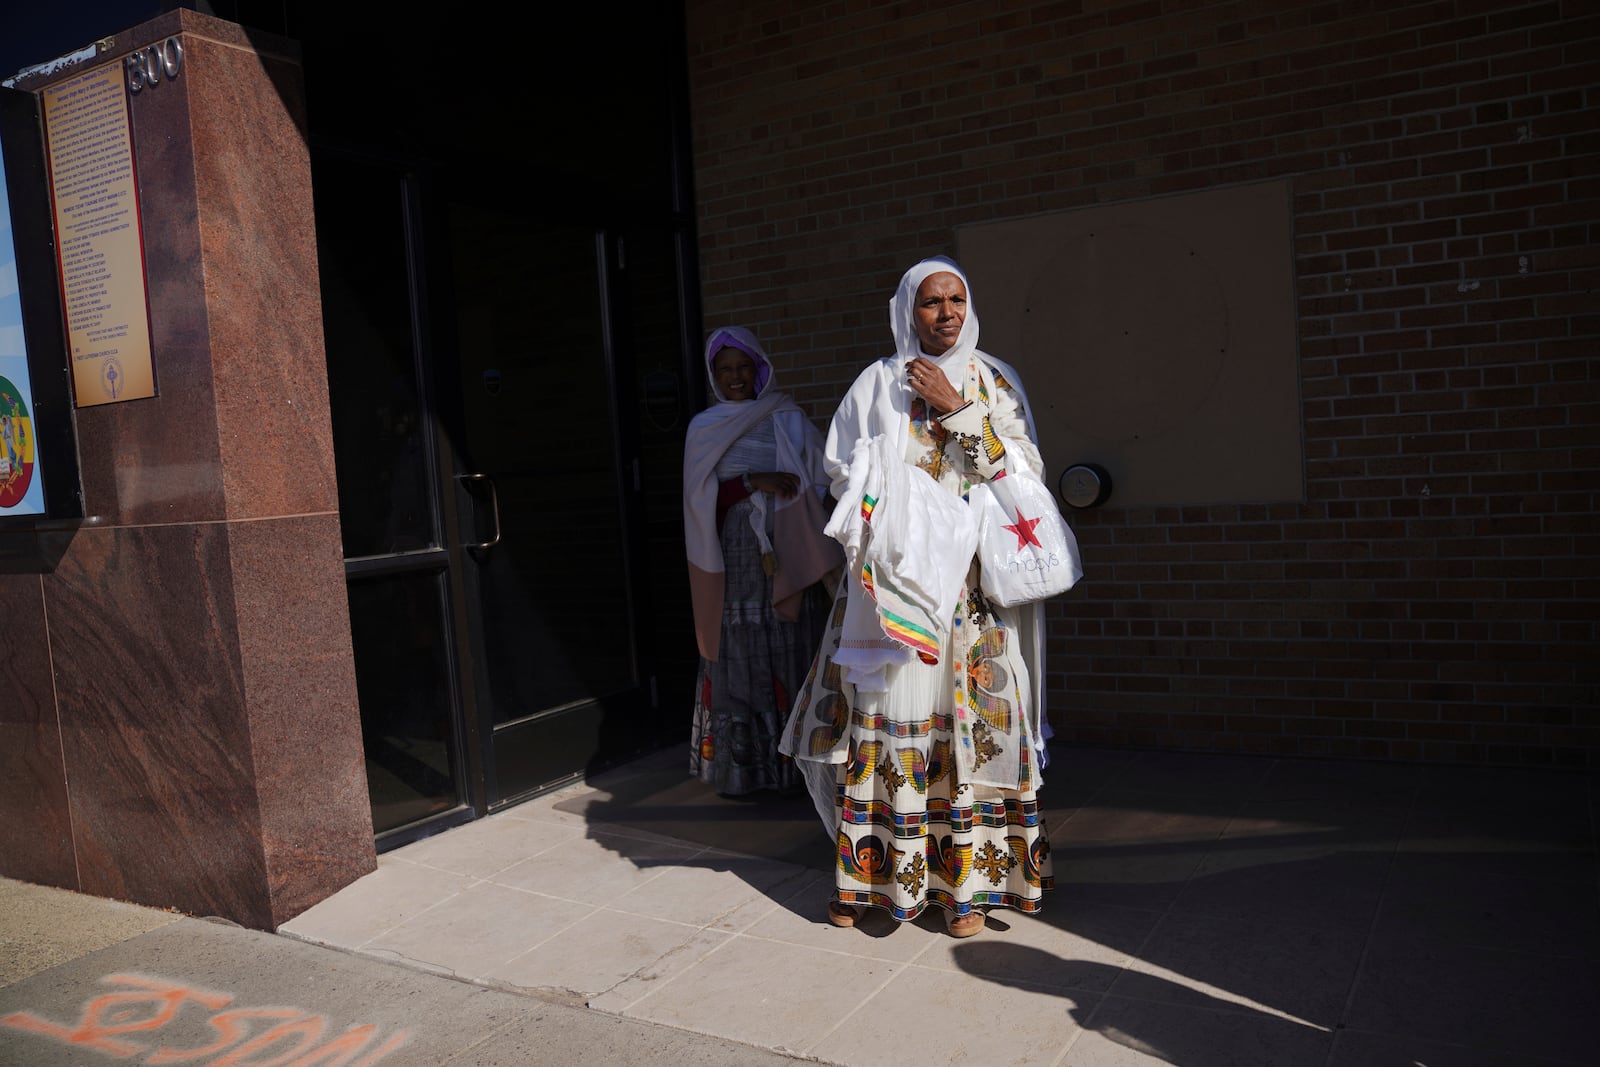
[0,9,374,929]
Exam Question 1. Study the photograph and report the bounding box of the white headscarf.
[703,325,775,401]
[891,255,981,390]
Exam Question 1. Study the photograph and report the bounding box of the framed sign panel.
[0,84,84,543]
[39,60,156,406]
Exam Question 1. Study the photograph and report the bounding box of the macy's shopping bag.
[968,471,1083,606]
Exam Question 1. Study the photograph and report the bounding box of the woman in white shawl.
[684,327,842,795]
[780,257,1053,937]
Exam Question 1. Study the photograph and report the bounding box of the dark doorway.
[442,202,648,803]
[299,6,703,844]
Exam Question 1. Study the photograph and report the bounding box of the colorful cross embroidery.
[974,840,1018,884]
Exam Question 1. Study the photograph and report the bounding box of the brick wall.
[684,0,1599,766]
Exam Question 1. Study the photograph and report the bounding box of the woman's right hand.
[748,472,801,498]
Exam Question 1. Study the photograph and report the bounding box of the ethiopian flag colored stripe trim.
[878,607,940,659]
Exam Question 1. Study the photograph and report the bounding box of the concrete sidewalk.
[0,880,800,1065]
[4,744,1597,1066]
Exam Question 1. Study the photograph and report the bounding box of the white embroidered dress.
[780,258,1055,921]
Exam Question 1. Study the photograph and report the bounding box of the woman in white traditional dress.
[781,256,1053,937]
[684,327,842,796]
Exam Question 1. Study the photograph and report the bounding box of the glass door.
[314,149,697,840]
[314,151,476,841]
[443,203,648,803]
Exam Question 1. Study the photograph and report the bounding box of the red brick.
[688,0,1597,770]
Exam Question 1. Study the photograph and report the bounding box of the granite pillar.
[0,10,374,929]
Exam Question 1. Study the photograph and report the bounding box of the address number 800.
[126,37,183,94]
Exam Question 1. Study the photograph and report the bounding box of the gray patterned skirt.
[690,498,827,795]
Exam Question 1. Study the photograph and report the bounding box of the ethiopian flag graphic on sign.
[0,376,34,508]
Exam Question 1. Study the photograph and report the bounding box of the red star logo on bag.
[1003,508,1043,550]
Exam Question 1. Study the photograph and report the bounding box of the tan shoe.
[827,900,863,928]
[945,910,986,938]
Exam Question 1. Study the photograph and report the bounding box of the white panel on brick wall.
[958,179,1301,509]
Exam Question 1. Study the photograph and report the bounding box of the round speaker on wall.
[1059,463,1113,509]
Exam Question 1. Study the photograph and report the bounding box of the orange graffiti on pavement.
[149,1007,302,1062]
[0,973,410,1066]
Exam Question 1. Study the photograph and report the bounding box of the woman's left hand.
[905,357,965,416]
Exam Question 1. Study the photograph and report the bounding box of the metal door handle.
[458,473,502,550]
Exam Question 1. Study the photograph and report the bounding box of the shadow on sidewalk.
[563,742,1599,1063]
[949,940,1332,1066]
